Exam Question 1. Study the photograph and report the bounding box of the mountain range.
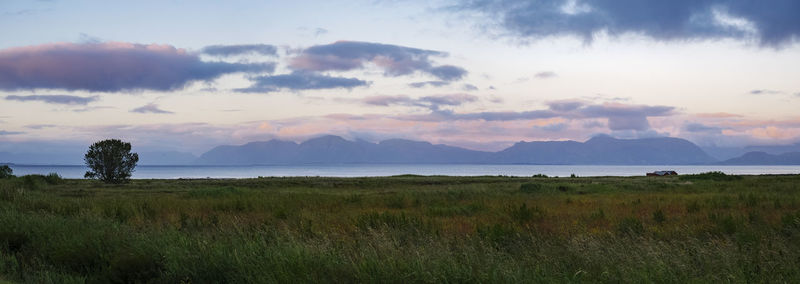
[718,151,800,165]
[3,135,800,165]
[195,134,718,165]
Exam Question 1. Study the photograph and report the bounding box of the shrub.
[20,175,45,191]
[0,165,13,179]
[509,203,545,224]
[44,173,64,185]
[680,171,742,181]
[617,217,644,236]
[531,174,548,178]
[106,250,165,283]
[519,183,543,193]
[0,231,29,253]
[652,209,666,224]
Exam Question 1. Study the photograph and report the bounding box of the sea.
[5,164,800,179]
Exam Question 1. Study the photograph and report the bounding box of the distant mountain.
[719,151,800,165]
[744,143,800,155]
[495,135,716,165]
[195,135,717,165]
[196,135,493,165]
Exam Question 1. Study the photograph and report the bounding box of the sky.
[1,0,800,155]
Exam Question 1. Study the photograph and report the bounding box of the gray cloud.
[453,0,800,47]
[0,42,275,92]
[131,103,174,114]
[290,41,468,81]
[537,122,568,132]
[534,71,557,79]
[0,130,24,135]
[749,89,782,95]
[547,100,584,112]
[5,94,98,105]
[363,94,478,110]
[26,124,56,129]
[578,104,674,131]
[462,84,479,91]
[409,81,450,88]
[201,44,278,56]
[684,123,723,133]
[389,100,674,131]
[237,72,369,93]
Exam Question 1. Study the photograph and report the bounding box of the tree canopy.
[84,139,139,183]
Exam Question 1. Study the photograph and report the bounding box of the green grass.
[1,173,800,282]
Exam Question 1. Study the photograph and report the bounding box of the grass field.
[2,173,800,283]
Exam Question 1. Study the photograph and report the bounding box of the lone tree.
[0,165,12,179]
[84,139,139,183]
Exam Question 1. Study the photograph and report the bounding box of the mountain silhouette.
[195,135,717,165]
[719,151,800,165]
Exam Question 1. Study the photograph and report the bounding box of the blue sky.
[1,0,800,155]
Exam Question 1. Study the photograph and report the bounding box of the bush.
[0,231,29,253]
[106,250,165,283]
[680,171,742,181]
[652,209,666,224]
[509,203,546,224]
[44,173,64,185]
[519,183,543,193]
[0,165,13,179]
[617,217,644,236]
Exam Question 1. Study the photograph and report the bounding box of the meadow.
[1,173,800,283]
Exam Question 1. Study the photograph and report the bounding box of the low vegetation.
[1,173,800,282]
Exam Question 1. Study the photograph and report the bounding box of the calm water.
[6,164,800,179]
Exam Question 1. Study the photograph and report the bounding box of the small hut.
[646,170,678,176]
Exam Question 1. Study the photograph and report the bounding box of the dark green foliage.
[681,171,743,181]
[531,174,548,178]
[84,139,139,184]
[519,183,542,193]
[44,173,64,185]
[0,231,28,253]
[0,165,13,179]
[710,213,738,235]
[107,250,164,284]
[617,217,644,236]
[652,209,666,224]
[509,203,545,224]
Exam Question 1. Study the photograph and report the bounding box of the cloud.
[237,72,369,93]
[72,106,114,113]
[577,103,674,131]
[409,81,450,88]
[427,65,468,81]
[684,123,722,133]
[26,124,56,129]
[462,84,479,91]
[453,0,800,47]
[536,122,568,132]
[5,94,98,105]
[749,89,782,95]
[363,94,478,110]
[201,44,278,56]
[131,103,174,114]
[289,41,468,81]
[534,71,557,79]
[0,42,275,92]
[547,100,584,112]
[0,130,24,135]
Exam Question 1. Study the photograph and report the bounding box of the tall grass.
[1,174,799,282]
